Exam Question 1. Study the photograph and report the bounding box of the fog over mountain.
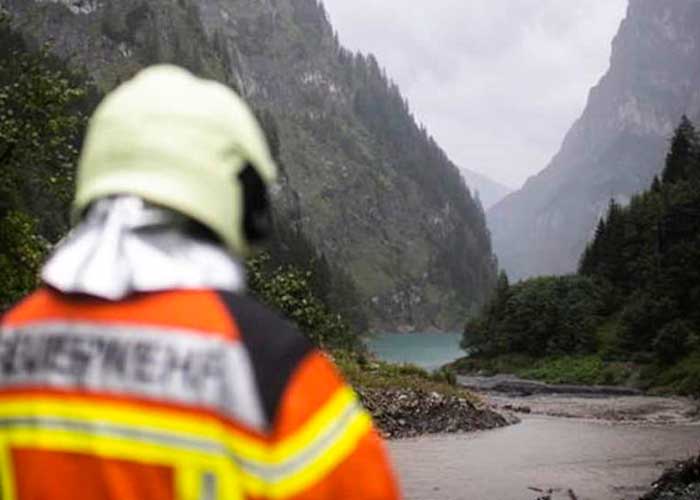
[322,0,627,189]
[489,0,700,279]
[460,169,511,210]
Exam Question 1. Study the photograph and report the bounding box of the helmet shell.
[74,65,277,256]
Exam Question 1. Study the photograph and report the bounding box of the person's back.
[0,65,399,500]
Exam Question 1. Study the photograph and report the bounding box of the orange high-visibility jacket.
[0,288,400,500]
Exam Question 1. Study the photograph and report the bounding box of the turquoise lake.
[364,332,465,370]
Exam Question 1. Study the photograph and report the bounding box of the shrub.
[0,211,47,311]
[246,253,361,351]
[653,320,695,365]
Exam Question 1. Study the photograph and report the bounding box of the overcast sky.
[321,0,628,189]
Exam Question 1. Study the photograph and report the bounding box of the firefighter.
[0,65,400,500]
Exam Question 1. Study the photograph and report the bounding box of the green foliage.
[334,351,474,400]
[0,11,90,311]
[463,275,609,358]
[465,118,700,394]
[450,352,535,375]
[0,211,47,311]
[0,14,89,238]
[653,353,700,395]
[264,216,369,333]
[246,253,361,351]
[618,293,678,352]
[452,353,634,386]
[431,365,457,386]
[662,115,697,184]
[653,320,694,365]
[519,355,633,386]
[580,117,700,368]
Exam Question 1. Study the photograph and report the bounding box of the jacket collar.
[42,196,246,300]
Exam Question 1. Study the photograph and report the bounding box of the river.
[389,416,700,500]
[365,332,464,370]
[370,333,700,500]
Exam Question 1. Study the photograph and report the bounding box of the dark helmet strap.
[238,164,271,243]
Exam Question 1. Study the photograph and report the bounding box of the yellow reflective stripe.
[0,387,362,466]
[2,425,219,465]
[0,427,242,500]
[0,398,225,440]
[271,386,357,462]
[262,411,372,499]
[0,386,374,499]
[237,387,373,498]
[0,397,268,461]
[0,439,17,500]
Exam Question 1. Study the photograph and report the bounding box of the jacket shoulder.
[216,291,313,424]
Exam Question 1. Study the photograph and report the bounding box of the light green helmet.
[74,64,278,256]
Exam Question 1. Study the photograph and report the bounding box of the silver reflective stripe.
[0,405,365,486]
[0,416,225,455]
[0,321,266,431]
[200,472,217,500]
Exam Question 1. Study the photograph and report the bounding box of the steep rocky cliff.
[1,0,497,330]
[489,0,700,279]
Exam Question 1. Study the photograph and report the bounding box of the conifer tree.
[662,115,697,184]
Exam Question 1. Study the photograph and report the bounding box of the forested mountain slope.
[489,0,700,280]
[0,0,497,330]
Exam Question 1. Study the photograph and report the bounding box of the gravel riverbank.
[459,375,699,424]
[458,374,644,397]
[357,387,513,439]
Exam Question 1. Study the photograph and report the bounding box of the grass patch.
[520,355,634,386]
[453,353,637,387]
[333,351,477,402]
[450,353,535,375]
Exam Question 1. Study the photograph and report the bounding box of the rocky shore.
[641,455,700,500]
[357,387,513,439]
[459,374,699,424]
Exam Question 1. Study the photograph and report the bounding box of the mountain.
[459,168,511,210]
[463,119,700,395]
[488,0,700,280]
[1,0,497,331]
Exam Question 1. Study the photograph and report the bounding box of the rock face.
[489,0,700,280]
[2,0,497,330]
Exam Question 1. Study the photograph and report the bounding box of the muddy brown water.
[387,389,700,500]
[389,416,700,500]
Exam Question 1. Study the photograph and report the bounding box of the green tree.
[0,11,90,310]
[653,320,694,365]
[246,253,360,351]
[464,275,606,359]
[662,115,697,185]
